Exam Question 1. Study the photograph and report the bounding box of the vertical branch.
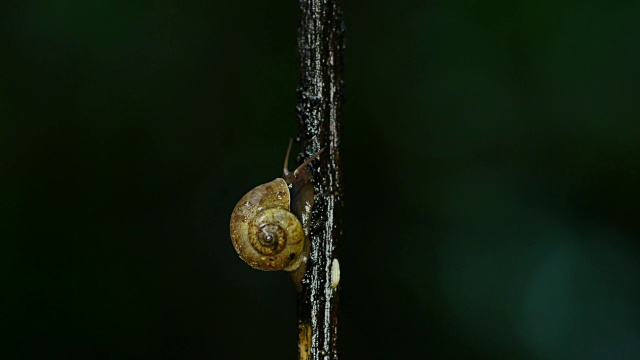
[295,0,344,359]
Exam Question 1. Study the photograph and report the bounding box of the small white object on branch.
[331,258,340,289]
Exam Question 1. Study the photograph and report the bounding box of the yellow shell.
[230,178,306,271]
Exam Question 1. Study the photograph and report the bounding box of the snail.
[230,140,324,290]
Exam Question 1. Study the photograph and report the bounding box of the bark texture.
[295,0,345,359]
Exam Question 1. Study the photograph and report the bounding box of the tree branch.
[295,0,345,359]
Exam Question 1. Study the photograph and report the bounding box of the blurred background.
[2,1,640,359]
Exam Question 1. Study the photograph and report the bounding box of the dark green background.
[3,1,640,359]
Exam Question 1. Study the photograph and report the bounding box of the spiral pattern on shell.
[230,178,306,271]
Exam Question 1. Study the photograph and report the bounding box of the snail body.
[230,141,323,289]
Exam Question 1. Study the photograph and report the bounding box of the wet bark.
[294,0,345,359]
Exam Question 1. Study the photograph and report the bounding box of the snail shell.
[230,178,306,271]
[229,141,324,291]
